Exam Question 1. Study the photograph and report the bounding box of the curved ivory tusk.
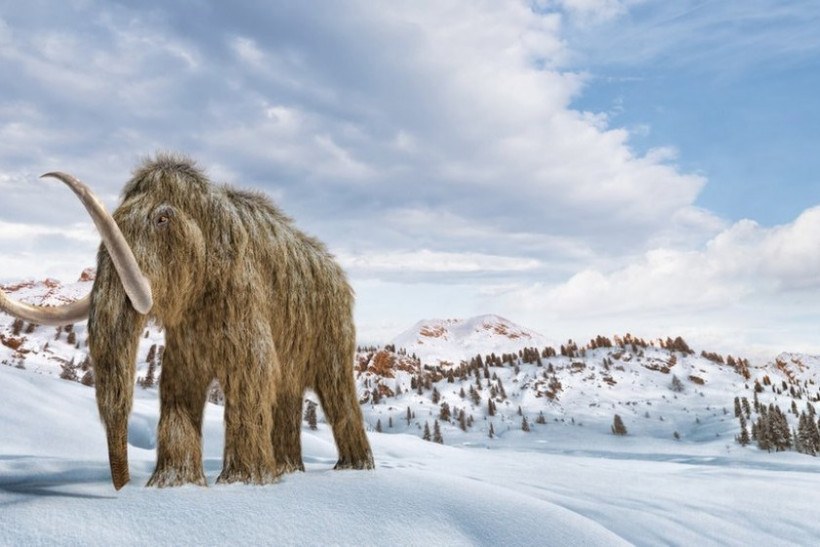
[40,172,153,315]
[0,292,90,326]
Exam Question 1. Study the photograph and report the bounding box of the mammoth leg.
[217,336,280,485]
[147,342,209,487]
[314,346,375,471]
[272,383,305,474]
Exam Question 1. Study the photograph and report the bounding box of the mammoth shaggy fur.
[88,154,373,487]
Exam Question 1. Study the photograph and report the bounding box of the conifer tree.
[470,385,481,406]
[522,415,530,432]
[772,405,792,451]
[59,360,77,381]
[439,402,451,421]
[141,359,156,389]
[80,369,94,387]
[737,414,750,446]
[423,421,431,441]
[611,414,627,436]
[433,420,443,444]
[756,411,771,451]
[11,318,24,336]
[488,422,495,439]
[376,419,382,433]
[406,406,412,425]
[304,401,318,430]
[458,409,467,432]
[798,412,819,456]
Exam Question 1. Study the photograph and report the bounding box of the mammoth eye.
[153,207,174,228]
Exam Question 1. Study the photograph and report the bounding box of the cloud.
[521,206,820,313]
[0,219,99,282]
[338,249,542,276]
[0,1,711,258]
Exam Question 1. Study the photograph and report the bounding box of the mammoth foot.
[334,454,375,470]
[146,466,207,488]
[216,466,281,486]
[276,456,305,475]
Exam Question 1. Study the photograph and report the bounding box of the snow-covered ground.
[2,362,820,546]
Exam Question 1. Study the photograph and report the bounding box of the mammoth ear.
[207,202,249,274]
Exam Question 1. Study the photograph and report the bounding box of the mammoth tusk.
[40,172,153,315]
[0,291,90,326]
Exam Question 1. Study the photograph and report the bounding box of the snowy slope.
[4,360,820,545]
[0,364,625,546]
[392,314,552,364]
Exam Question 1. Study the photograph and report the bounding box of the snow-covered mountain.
[0,270,163,381]
[391,314,553,365]
[0,267,94,306]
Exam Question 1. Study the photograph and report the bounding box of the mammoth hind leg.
[315,366,375,471]
[272,386,305,474]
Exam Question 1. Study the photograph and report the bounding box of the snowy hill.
[391,314,552,365]
[3,276,820,544]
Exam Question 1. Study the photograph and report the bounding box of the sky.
[0,0,818,357]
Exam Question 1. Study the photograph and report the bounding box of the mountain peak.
[392,314,551,365]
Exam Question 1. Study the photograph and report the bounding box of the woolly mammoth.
[0,154,374,489]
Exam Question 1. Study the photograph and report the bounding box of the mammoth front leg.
[147,343,210,487]
[217,341,280,485]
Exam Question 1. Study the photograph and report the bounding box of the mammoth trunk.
[88,257,147,490]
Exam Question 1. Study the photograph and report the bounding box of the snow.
[0,365,623,546]
[4,281,820,544]
[3,362,820,545]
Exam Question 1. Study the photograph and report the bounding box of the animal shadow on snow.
[0,456,116,502]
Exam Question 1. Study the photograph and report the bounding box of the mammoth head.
[0,156,213,490]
